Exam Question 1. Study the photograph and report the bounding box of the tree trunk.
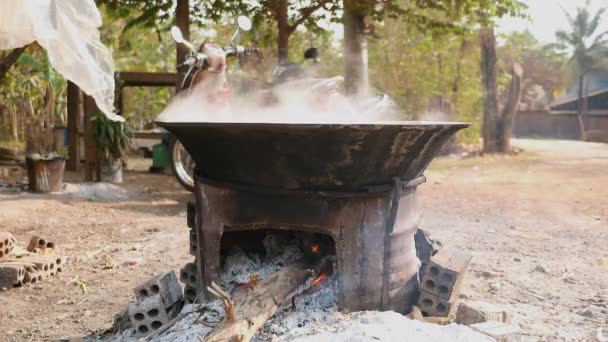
[497,63,524,153]
[277,0,290,64]
[577,75,587,141]
[175,0,190,66]
[479,27,499,153]
[0,46,27,81]
[343,0,369,97]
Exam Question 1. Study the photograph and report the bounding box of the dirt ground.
[0,138,606,341]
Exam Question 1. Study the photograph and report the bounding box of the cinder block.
[418,291,454,317]
[189,229,198,256]
[186,201,196,229]
[0,232,17,259]
[134,271,183,309]
[456,301,511,325]
[179,262,197,287]
[0,263,25,287]
[1,261,42,284]
[183,284,199,304]
[15,255,67,277]
[26,235,56,253]
[470,321,521,342]
[420,246,471,301]
[128,294,170,337]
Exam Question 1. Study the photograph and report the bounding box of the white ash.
[252,275,338,341]
[153,300,225,342]
[220,234,303,291]
[273,310,496,342]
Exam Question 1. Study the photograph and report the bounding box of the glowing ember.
[311,272,327,287]
[311,244,320,254]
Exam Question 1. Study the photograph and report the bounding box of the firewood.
[206,260,313,342]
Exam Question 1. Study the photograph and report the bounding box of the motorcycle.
[167,16,256,191]
[165,16,397,191]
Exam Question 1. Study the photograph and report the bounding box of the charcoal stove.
[157,121,468,313]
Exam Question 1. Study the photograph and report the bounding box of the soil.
[0,138,606,341]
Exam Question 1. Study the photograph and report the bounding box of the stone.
[470,321,521,342]
[577,309,593,318]
[420,246,472,301]
[456,301,511,325]
[414,228,438,271]
[134,271,183,309]
[0,264,25,288]
[128,295,170,337]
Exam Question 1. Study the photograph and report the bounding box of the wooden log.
[206,260,313,342]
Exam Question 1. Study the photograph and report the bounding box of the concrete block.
[134,271,183,309]
[179,262,197,287]
[189,229,198,256]
[470,321,521,342]
[2,261,42,284]
[456,301,511,325]
[0,263,25,287]
[420,246,471,301]
[418,291,454,317]
[186,201,196,229]
[183,284,199,304]
[16,255,67,277]
[128,294,170,337]
[26,235,56,253]
[0,232,17,259]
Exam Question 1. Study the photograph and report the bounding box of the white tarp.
[0,0,122,121]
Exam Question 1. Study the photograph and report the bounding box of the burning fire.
[311,243,320,254]
[311,272,327,287]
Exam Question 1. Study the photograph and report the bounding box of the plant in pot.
[93,111,133,183]
[19,48,68,193]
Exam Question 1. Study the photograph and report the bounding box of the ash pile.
[0,232,68,289]
[98,229,520,342]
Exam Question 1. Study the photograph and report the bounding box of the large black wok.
[156,121,468,191]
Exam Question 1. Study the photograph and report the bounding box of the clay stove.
[158,121,467,314]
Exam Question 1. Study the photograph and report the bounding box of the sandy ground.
[0,138,606,341]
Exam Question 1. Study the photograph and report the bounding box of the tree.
[341,0,526,96]
[499,31,566,110]
[554,1,608,140]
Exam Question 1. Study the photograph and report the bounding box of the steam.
[156,76,403,124]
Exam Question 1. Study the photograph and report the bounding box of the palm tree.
[555,1,608,140]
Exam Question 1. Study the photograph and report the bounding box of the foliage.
[0,44,67,154]
[498,31,567,110]
[554,1,608,79]
[93,111,133,162]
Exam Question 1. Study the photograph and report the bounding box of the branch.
[261,1,278,19]
[0,45,28,81]
[289,0,332,33]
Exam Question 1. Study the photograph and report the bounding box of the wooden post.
[176,0,190,65]
[66,81,81,171]
[83,95,100,181]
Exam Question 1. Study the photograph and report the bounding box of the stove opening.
[218,229,336,294]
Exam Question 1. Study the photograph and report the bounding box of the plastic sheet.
[0,0,122,121]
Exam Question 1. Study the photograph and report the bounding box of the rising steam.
[156,76,403,124]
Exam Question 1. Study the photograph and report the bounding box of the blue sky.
[497,0,608,43]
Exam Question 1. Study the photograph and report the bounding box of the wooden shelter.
[66,0,189,180]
